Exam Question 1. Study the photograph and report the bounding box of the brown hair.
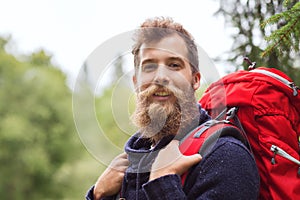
[132,17,199,73]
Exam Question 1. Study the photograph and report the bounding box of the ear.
[192,72,201,90]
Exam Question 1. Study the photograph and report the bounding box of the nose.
[153,65,170,86]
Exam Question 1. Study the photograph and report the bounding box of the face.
[131,33,201,143]
[133,33,200,101]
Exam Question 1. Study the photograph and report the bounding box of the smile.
[154,91,170,97]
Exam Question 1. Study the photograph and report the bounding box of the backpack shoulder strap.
[179,120,248,157]
[179,119,249,185]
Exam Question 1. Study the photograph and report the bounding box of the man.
[86,17,259,200]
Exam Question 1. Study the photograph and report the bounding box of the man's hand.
[93,152,129,200]
[149,140,202,181]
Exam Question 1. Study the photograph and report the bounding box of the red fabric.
[199,67,300,200]
[179,123,235,155]
[179,123,240,185]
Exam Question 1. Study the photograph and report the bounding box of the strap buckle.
[226,107,238,121]
[243,57,256,70]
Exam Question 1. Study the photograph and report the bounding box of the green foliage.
[0,36,83,199]
[216,0,300,85]
[95,84,134,149]
[261,1,300,57]
[29,49,53,66]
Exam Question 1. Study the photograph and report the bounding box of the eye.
[142,63,158,72]
[168,62,182,69]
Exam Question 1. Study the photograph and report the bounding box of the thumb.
[180,154,202,171]
[178,154,202,175]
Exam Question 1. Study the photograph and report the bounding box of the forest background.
[0,0,299,199]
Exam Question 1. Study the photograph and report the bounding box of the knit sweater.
[86,108,260,200]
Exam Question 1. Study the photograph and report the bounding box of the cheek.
[172,72,193,90]
[136,73,154,91]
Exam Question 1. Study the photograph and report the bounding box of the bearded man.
[86,17,259,200]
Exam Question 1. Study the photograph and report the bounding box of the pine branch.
[262,16,300,57]
[261,2,300,57]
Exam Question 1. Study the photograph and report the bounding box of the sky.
[0,0,233,88]
[0,0,237,163]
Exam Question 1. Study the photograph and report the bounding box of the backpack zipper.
[270,145,300,175]
[251,69,299,96]
[270,145,300,165]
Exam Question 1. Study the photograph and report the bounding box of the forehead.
[139,34,189,61]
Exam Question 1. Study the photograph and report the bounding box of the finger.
[170,140,179,146]
[182,154,202,167]
[117,165,129,172]
[110,162,129,172]
[116,152,128,159]
[111,153,129,165]
[161,140,180,152]
[115,158,129,166]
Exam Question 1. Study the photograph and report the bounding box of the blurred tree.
[29,49,52,66]
[94,54,135,150]
[0,36,82,199]
[95,86,134,149]
[215,0,300,85]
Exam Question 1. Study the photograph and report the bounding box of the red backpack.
[180,63,300,200]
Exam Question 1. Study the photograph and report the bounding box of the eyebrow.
[168,56,185,62]
[141,56,185,65]
[140,58,158,66]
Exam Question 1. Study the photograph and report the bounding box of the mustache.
[137,84,185,101]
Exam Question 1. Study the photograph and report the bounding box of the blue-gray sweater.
[86,108,259,200]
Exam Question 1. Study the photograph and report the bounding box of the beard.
[131,84,200,143]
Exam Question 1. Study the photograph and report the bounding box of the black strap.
[179,118,250,158]
[194,107,251,156]
[226,107,252,153]
[199,124,249,157]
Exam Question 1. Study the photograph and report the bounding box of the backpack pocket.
[256,114,300,200]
